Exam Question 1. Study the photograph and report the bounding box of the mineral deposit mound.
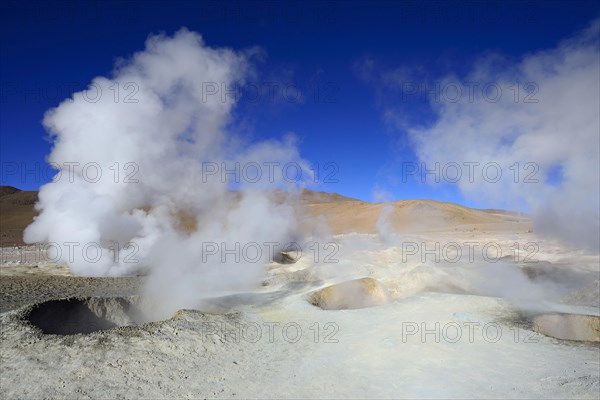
[309,277,390,310]
[533,313,600,342]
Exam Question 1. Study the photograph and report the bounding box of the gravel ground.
[1,244,598,399]
[0,245,142,313]
[0,275,142,313]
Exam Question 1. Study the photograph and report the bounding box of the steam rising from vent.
[406,19,600,251]
[24,29,311,317]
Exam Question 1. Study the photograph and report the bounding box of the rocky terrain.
[1,186,598,399]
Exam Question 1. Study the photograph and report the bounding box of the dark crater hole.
[26,297,147,335]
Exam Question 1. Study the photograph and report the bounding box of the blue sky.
[1,0,598,208]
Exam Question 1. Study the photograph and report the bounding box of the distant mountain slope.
[0,186,21,197]
[305,198,531,234]
[0,186,529,246]
[0,187,38,246]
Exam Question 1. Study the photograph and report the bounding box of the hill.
[0,187,39,246]
[0,186,529,245]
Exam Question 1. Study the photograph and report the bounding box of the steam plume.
[407,19,600,250]
[24,29,309,316]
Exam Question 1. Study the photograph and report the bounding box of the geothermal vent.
[26,297,147,335]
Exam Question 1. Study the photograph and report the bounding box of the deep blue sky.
[1,0,598,206]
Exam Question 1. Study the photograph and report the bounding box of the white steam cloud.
[406,19,600,250]
[24,29,311,317]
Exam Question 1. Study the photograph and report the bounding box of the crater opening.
[26,297,148,335]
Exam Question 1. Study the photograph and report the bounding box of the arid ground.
[1,187,598,399]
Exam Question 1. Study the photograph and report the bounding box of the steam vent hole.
[26,297,145,335]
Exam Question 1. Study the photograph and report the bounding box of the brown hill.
[0,187,38,246]
[0,186,529,246]
[304,198,530,234]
